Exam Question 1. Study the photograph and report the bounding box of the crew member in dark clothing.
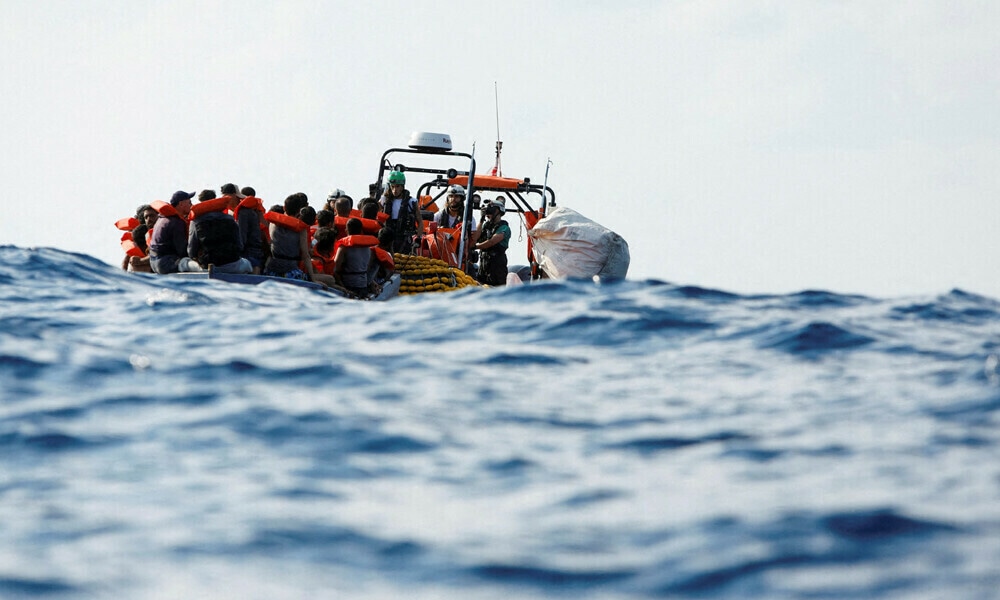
[474,199,511,286]
[378,170,422,254]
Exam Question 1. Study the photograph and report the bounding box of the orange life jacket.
[349,208,390,224]
[264,211,309,232]
[417,227,459,267]
[418,195,439,214]
[150,200,180,218]
[233,196,270,243]
[189,197,231,219]
[337,234,379,248]
[373,246,394,271]
[311,249,336,276]
[116,216,139,232]
[335,216,382,235]
[120,232,145,258]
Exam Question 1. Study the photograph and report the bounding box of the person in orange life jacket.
[263,194,337,288]
[312,210,336,248]
[120,204,158,270]
[299,205,317,240]
[218,183,243,213]
[434,185,479,245]
[379,171,422,254]
[149,190,200,274]
[311,227,337,276]
[340,201,385,237]
[186,191,252,274]
[361,201,384,232]
[368,227,396,286]
[474,198,511,286]
[358,192,380,218]
[233,185,267,274]
[333,195,353,218]
[124,223,154,273]
[334,218,380,297]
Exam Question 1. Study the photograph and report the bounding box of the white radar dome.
[408,132,452,152]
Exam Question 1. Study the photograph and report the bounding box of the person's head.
[326,188,349,208]
[131,223,149,253]
[346,217,363,236]
[387,171,406,198]
[240,186,256,197]
[316,209,335,228]
[198,189,216,203]
[446,185,466,215]
[283,194,308,218]
[483,198,505,221]
[360,201,378,220]
[313,228,337,255]
[220,183,244,198]
[377,227,393,250]
[298,205,317,226]
[136,204,158,228]
[170,190,195,217]
[334,196,352,217]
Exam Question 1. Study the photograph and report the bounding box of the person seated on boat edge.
[334,218,381,298]
[311,227,337,276]
[218,183,244,214]
[434,185,480,246]
[358,188,387,223]
[186,190,252,274]
[263,194,337,288]
[333,202,382,242]
[474,198,511,286]
[120,222,154,273]
[149,191,200,274]
[379,170,422,255]
[360,201,386,232]
[369,228,395,286]
[312,209,336,248]
[299,205,318,245]
[233,186,268,274]
[119,204,158,270]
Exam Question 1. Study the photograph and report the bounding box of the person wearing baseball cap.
[150,191,197,274]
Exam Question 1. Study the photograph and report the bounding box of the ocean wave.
[2,246,1000,599]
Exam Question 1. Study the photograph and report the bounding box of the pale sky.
[2,1,998,298]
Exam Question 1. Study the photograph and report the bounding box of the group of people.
[118,173,513,294]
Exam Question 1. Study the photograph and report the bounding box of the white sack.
[527,207,630,279]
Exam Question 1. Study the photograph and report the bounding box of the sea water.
[1,246,999,599]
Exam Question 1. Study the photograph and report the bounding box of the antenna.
[493,82,502,177]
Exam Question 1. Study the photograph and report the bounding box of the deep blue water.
[2,245,999,599]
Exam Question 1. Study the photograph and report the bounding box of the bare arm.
[476,232,504,250]
[332,247,346,287]
[299,229,316,280]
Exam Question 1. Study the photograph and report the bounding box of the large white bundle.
[528,207,630,279]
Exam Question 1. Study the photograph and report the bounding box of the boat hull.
[170,271,401,301]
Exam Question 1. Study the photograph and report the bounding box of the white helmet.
[448,184,466,196]
[327,188,346,202]
[490,197,506,214]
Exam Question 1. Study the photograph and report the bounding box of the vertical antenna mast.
[493,81,502,177]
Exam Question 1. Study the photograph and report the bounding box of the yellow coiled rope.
[394,254,480,295]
